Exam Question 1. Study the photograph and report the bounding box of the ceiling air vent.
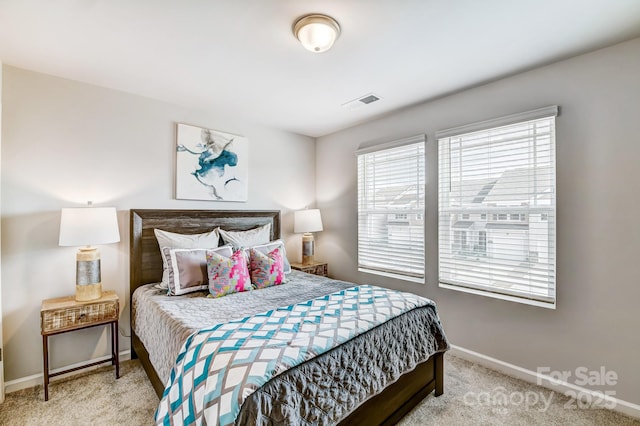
[359,94,379,104]
[342,93,382,110]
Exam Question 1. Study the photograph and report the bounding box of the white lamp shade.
[59,207,121,246]
[294,209,324,233]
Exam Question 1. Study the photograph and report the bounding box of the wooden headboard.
[129,209,281,298]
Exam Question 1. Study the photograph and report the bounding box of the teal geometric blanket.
[155,285,431,425]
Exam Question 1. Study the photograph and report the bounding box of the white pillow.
[218,223,271,249]
[154,228,220,289]
[246,239,292,274]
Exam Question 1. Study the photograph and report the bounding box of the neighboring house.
[381,184,424,247]
[448,166,551,263]
[374,166,550,267]
[443,166,553,294]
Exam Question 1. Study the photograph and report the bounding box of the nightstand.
[41,291,120,401]
[290,261,328,277]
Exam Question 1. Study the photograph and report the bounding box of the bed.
[129,209,448,425]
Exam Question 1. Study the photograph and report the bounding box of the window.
[357,135,425,282]
[453,230,467,253]
[437,106,557,307]
[478,231,487,254]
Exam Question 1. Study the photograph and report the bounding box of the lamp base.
[302,233,315,265]
[75,247,103,301]
[76,282,102,302]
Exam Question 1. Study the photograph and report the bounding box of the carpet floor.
[0,354,637,425]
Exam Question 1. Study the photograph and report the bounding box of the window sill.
[439,282,556,309]
[359,268,425,284]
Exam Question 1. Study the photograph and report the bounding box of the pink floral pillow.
[206,249,251,298]
[248,247,285,289]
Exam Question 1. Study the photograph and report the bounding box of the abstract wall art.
[175,123,249,202]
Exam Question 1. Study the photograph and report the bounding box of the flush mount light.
[293,14,341,53]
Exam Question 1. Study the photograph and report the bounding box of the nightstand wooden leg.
[114,321,120,379]
[42,335,49,401]
[110,322,115,366]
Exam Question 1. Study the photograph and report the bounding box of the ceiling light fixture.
[293,14,341,53]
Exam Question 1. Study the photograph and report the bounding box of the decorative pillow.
[246,240,292,274]
[154,228,220,289]
[207,249,251,298]
[248,247,285,289]
[163,246,233,296]
[218,223,271,249]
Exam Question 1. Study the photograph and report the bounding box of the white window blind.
[357,136,425,281]
[437,106,557,307]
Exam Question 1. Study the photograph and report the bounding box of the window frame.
[356,135,426,283]
[436,106,558,308]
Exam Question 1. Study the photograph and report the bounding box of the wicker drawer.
[41,291,119,334]
[290,262,328,277]
[306,264,328,277]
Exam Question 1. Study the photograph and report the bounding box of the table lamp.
[294,209,323,265]
[59,204,120,301]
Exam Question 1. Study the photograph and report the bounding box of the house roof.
[453,221,475,229]
[482,166,553,204]
[372,185,424,207]
[451,166,553,206]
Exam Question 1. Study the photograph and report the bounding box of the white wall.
[1,66,316,382]
[316,38,640,405]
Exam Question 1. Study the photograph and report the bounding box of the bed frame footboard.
[133,330,444,425]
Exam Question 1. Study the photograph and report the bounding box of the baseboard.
[449,345,640,419]
[4,350,131,394]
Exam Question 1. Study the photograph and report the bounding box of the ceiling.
[1,1,640,138]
